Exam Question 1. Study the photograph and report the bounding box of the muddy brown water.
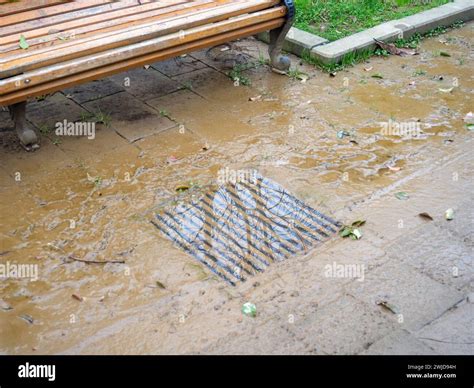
[0,24,472,354]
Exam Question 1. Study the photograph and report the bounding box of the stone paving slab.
[109,68,181,102]
[415,299,474,355]
[293,295,399,355]
[169,66,231,96]
[362,329,437,355]
[147,89,258,144]
[346,258,463,331]
[385,223,473,290]
[152,56,208,77]
[27,93,87,129]
[63,78,125,105]
[82,92,175,142]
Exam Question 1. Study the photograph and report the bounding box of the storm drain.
[152,172,341,286]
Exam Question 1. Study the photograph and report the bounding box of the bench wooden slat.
[0,0,114,27]
[0,7,285,96]
[0,18,284,106]
[0,0,169,37]
[0,1,70,17]
[0,0,280,77]
[0,0,215,54]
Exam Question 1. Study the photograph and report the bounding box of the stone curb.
[257,0,474,65]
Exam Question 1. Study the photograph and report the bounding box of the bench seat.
[0,0,293,106]
[0,0,294,149]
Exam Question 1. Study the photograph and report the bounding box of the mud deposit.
[0,24,472,354]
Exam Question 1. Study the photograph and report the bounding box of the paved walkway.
[0,23,472,355]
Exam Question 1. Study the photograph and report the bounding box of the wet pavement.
[0,23,473,355]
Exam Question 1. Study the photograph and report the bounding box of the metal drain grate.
[152,172,341,285]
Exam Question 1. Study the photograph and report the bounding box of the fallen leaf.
[439,87,453,93]
[176,185,190,193]
[463,112,474,131]
[339,226,352,237]
[445,208,454,221]
[395,191,409,200]
[439,51,451,57]
[371,73,383,79]
[418,212,434,221]
[242,302,257,317]
[376,300,400,314]
[155,281,166,289]
[296,73,309,83]
[351,220,366,227]
[19,314,34,324]
[337,130,350,139]
[19,35,29,50]
[351,228,362,240]
[72,294,84,302]
[374,39,418,56]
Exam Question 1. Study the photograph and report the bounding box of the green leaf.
[395,191,409,200]
[242,302,257,317]
[351,220,366,227]
[466,124,474,131]
[445,208,454,221]
[339,226,353,237]
[439,51,451,57]
[19,35,29,50]
[371,73,383,79]
[351,228,362,240]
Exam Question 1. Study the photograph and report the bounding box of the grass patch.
[80,108,111,127]
[228,61,262,86]
[295,0,451,42]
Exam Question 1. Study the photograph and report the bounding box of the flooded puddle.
[0,23,472,354]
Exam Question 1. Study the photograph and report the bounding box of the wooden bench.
[0,0,295,150]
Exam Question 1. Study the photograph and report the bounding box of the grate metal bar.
[208,189,300,254]
[154,213,243,283]
[165,206,263,274]
[151,218,237,286]
[152,172,340,285]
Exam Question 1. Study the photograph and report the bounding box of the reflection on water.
[153,172,340,285]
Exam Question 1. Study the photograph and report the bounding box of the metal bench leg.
[269,0,295,73]
[8,101,39,150]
